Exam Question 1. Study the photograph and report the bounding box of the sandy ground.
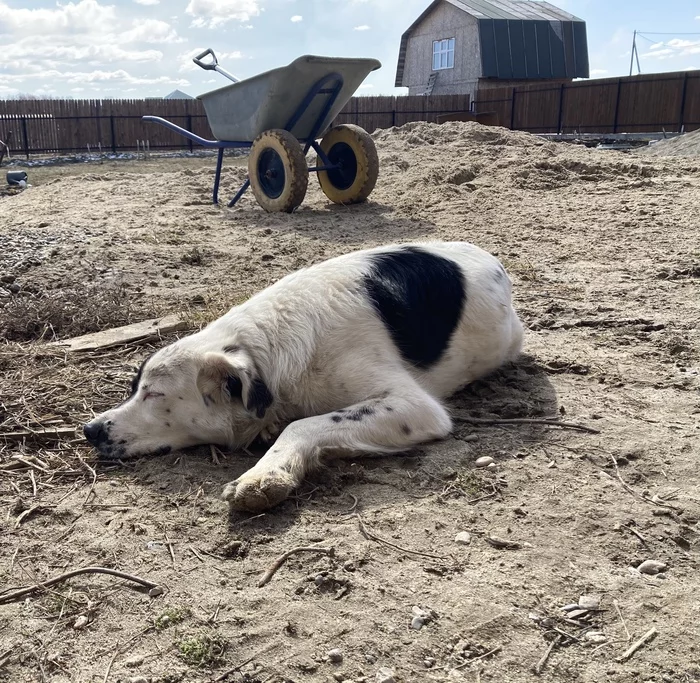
[0,122,699,683]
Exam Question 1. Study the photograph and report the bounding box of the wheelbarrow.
[142,50,382,213]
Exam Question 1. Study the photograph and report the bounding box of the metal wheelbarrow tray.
[143,53,382,212]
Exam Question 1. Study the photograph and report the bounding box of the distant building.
[395,0,589,99]
[163,89,195,100]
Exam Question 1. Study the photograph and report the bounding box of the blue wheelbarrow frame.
[142,53,381,208]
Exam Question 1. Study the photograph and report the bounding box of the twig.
[210,444,221,466]
[215,642,282,681]
[616,627,658,662]
[258,546,335,588]
[1,427,77,443]
[624,525,648,548]
[189,546,205,563]
[355,514,451,561]
[613,599,631,641]
[534,635,561,675]
[81,459,98,505]
[14,504,56,529]
[103,647,119,683]
[453,645,502,669]
[0,567,161,604]
[164,530,176,568]
[344,493,358,513]
[453,414,600,434]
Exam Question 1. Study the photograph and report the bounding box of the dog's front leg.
[222,389,452,512]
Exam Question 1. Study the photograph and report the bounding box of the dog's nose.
[83,422,109,446]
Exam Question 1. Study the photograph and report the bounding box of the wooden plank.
[49,314,188,352]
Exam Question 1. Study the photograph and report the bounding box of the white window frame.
[432,38,455,71]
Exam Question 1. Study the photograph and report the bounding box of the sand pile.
[640,127,700,157]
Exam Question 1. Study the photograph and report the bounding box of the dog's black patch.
[223,344,241,354]
[153,446,172,457]
[363,246,466,369]
[330,414,343,423]
[130,354,153,396]
[385,406,394,412]
[401,424,412,435]
[246,378,274,419]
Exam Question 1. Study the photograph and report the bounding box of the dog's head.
[83,342,273,461]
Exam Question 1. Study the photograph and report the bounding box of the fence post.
[21,117,29,159]
[109,114,116,153]
[510,88,517,129]
[186,114,193,152]
[612,79,622,133]
[678,72,689,133]
[392,109,396,127]
[557,84,565,133]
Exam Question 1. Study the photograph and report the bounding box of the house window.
[432,38,455,70]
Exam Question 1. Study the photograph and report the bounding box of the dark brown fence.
[473,70,700,134]
[0,94,470,158]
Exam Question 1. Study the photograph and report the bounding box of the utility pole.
[629,30,641,76]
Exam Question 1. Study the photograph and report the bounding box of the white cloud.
[290,15,302,22]
[642,38,700,60]
[0,0,116,36]
[134,0,160,4]
[120,18,184,44]
[354,24,370,31]
[185,0,261,29]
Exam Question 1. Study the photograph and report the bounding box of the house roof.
[395,0,588,86]
[164,89,194,99]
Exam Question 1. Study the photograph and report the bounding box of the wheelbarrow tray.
[198,55,380,142]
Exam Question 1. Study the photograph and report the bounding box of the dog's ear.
[197,351,273,418]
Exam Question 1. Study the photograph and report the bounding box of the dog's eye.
[143,392,165,401]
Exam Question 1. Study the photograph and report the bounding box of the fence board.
[475,70,700,134]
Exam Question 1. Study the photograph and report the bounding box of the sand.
[0,121,698,683]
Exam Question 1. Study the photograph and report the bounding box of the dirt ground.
[0,121,699,683]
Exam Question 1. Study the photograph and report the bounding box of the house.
[395,0,589,100]
[163,89,194,100]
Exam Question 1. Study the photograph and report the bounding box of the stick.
[613,599,631,641]
[103,647,119,683]
[535,635,561,675]
[616,627,658,662]
[215,643,282,681]
[355,514,451,561]
[258,546,335,588]
[0,567,161,604]
[1,427,77,443]
[453,414,600,434]
[453,645,502,669]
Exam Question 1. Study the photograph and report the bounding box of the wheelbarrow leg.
[213,147,225,204]
[228,179,250,208]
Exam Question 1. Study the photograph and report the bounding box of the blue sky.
[0,0,699,98]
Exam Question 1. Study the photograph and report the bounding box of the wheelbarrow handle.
[193,48,218,70]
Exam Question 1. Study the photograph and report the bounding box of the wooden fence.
[473,70,700,134]
[0,95,470,158]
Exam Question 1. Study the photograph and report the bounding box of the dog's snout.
[83,422,109,446]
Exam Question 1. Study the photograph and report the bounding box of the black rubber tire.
[248,129,309,213]
[316,124,379,204]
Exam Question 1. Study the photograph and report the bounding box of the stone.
[475,456,495,468]
[124,655,144,668]
[454,532,472,545]
[376,668,396,683]
[328,649,343,664]
[637,560,667,575]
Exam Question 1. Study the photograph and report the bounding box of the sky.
[1,0,700,99]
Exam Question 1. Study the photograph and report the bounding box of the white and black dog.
[84,241,523,512]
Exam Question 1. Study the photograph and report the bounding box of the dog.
[83,241,523,512]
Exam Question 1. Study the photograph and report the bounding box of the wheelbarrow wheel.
[316,124,379,205]
[248,129,308,213]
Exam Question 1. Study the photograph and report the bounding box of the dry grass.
[0,279,162,342]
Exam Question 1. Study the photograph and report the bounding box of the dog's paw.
[222,468,296,512]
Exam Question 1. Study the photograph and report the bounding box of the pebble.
[486,462,498,471]
[327,649,343,663]
[578,594,601,610]
[637,560,667,575]
[410,616,426,630]
[73,615,89,630]
[148,586,164,597]
[424,657,436,668]
[585,631,607,644]
[454,531,472,545]
[124,655,144,668]
[0,274,16,283]
[475,456,495,468]
[365,653,378,664]
[376,668,396,683]
[462,434,478,442]
[129,677,149,683]
[343,560,356,572]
